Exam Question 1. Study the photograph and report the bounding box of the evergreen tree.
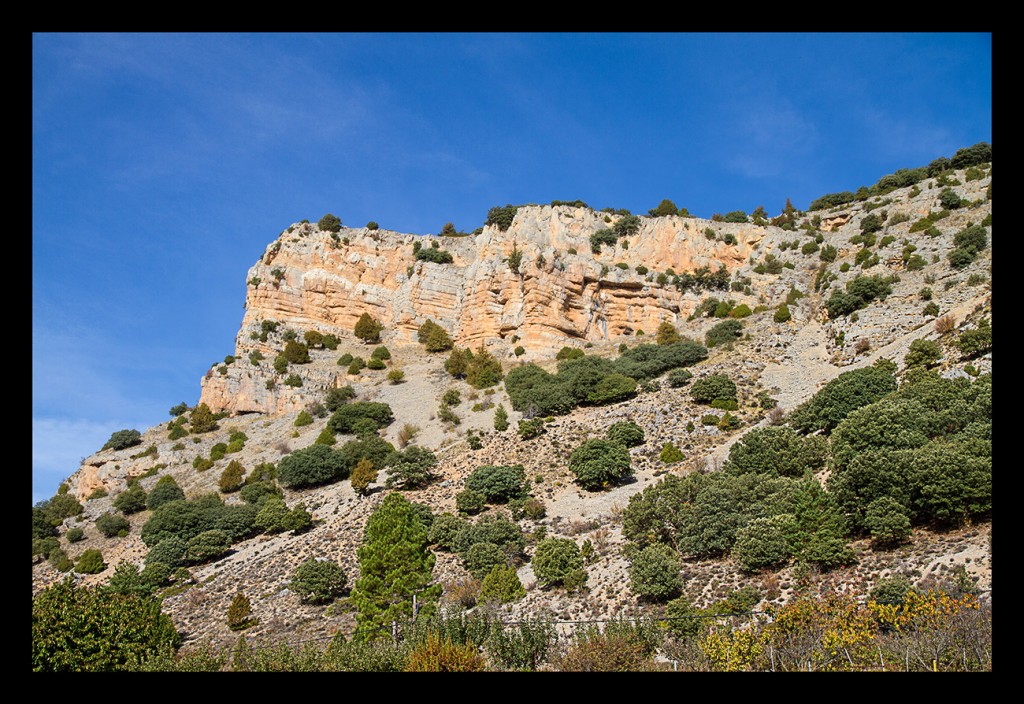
[354,313,383,343]
[351,493,441,637]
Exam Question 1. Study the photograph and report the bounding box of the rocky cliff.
[200,206,763,414]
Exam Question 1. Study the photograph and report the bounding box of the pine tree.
[354,313,383,343]
[493,404,509,432]
[189,403,218,434]
[227,591,254,631]
[351,493,441,637]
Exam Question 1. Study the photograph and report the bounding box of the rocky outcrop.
[201,207,764,414]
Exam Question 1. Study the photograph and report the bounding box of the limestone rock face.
[200,206,762,414]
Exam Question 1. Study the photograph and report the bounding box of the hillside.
[33,158,993,671]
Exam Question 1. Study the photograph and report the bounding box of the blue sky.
[32,32,991,504]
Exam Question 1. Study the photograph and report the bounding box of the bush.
[732,516,791,572]
[371,345,391,361]
[659,443,685,463]
[788,365,897,434]
[590,228,617,252]
[405,633,486,672]
[75,548,107,574]
[463,541,508,580]
[366,221,379,230]
[705,319,742,347]
[864,496,912,547]
[517,418,545,440]
[938,188,964,210]
[384,445,438,490]
[102,429,142,451]
[366,357,386,370]
[354,313,383,343]
[569,439,632,490]
[667,368,693,387]
[284,340,310,364]
[318,213,342,232]
[725,426,827,478]
[480,564,526,604]
[656,322,681,345]
[113,485,147,514]
[629,544,682,601]
[95,512,130,538]
[607,421,645,448]
[486,205,519,231]
[350,458,377,496]
[532,538,586,589]
[428,513,470,551]
[586,373,637,405]
[465,465,526,503]
[146,477,185,510]
[278,444,347,488]
[415,246,454,264]
[219,460,246,493]
[956,319,991,358]
[690,374,737,404]
[328,402,394,434]
[32,578,179,671]
[66,527,84,543]
[904,338,942,368]
[324,385,356,411]
[227,592,254,631]
[291,558,348,604]
[493,404,509,431]
[185,529,231,564]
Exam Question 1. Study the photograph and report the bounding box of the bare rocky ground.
[34,171,992,652]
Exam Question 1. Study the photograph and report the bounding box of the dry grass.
[935,314,957,335]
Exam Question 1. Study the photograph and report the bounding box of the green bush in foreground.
[32,578,180,671]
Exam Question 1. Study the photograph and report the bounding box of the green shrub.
[349,459,377,496]
[384,445,438,490]
[667,368,693,387]
[726,426,828,478]
[486,205,519,231]
[463,542,509,580]
[659,443,685,463]
[185,530,231,564]
[328,402,394,434]
[416,246,454,264]
[32,578,179,671]
[864,496,912,547]
[219,460,246,493]
[75,548,107,574]
[95,512,130,538]
[690,374,737,405]
[278,444,347,488]
[465,464,527,503]
[227,592,255,631]
[113,485,147,514]
[66,527,84,543]
[479,564,526,604]
[628,544,682,601]
[146,477,185,510]
[428,513,470,551]
[956,319,991,358]
[366,357,386,370]
[904,338,942,368]
[788,365,897,434]
[354,313,383,343]
[284,374,303,387]
[569,439,632,490]
[732,516,791,572]
[493,404,509,431]
[291,559,348,604]
[607,421,645,448]
[193,456,214,472]
[318,213,342,232]
[102,429,142,452]
[517,418,545,440]
[284,340,310,364]
[532,538,586,590]
[586,373,637,405]
[705,319,742,347]
[729,304,752,318]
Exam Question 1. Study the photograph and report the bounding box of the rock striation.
[201,206,762,414]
